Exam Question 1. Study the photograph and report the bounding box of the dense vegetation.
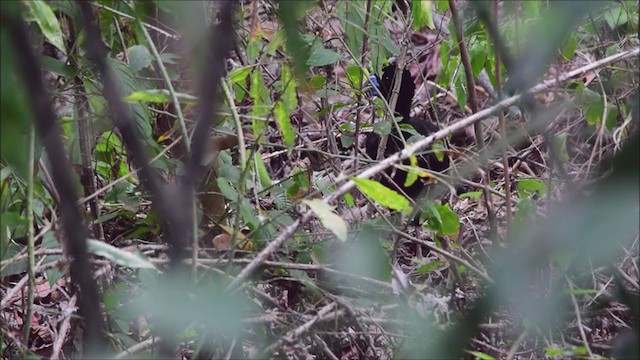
[1,1,638,359]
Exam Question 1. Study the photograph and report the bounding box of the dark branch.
[1,3,105,353]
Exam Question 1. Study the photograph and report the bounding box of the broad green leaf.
[230,66,253,84]
[217,177,238,201]
[124,89,198,104]
[604,104,619,131]
[352,177,412,212]
[373,121,392,136]
[87,239,156,270]
[423,203,459,237]
[340,135,354,148]
[110,59,153,140]
[412,0,435,30]
[583,98,605,127]
[127,45,152,73]
[307,47,341,66]
[303,199,348,241]
[40,56,76,77]
[603,5,628,30]
[308,75,325,90]
[24,0,66,54]
[517,178,547,198]
[469,41,486,78]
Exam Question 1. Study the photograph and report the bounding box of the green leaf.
[518,179,547,198]
[254,153,273,188]
[87,239,156,270]
[604,104,619,131]
[459,191,482,199]
[1,27,33,180]
[24,0,66,54]
[276,1,311,78]
[404,156,421,187]
[553,133,570,162]
[469,41,486,78]
[303,199,348,241]
[412,0,435,30]
[275,66,298,147]
[352,178,412,212]
[110,59,153,140]
[308,75,325,90]
[40,56,76,77]
[416,260,445,274]
[468,351,496,360]
[274,102,296,148]
[230,66,253,84]
[373,121,392,136]
[217,177,238,202]
[250,69,270,138]
[603,5,628,30]
[340,135,354,149]
[454,73,467,112]
[345,63,362,89]
[343,192,355,207]
[307,47,341,66]
[544,347,566,357]
[585,97,605,126]
[124,89,198,104]
[423,203,460,237]
[127,45,152,73]
[561,33,577,60]
[339,1,365,63]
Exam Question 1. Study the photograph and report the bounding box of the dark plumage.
[365,63,449,199]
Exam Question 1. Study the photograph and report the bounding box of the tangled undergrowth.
[1,1,638,359]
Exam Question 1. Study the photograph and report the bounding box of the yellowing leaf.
[303,199,348,241]
[352,178,412,212]
[404,156,420,187]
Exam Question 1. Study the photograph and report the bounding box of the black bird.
[365,63,449,200]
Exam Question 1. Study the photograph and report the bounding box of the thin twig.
[493,0,513,238]
[23,124,36,346]
[114,337,161,359]
[566,277,594,358]
[50,295,78,360]
[264,302,337,354]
